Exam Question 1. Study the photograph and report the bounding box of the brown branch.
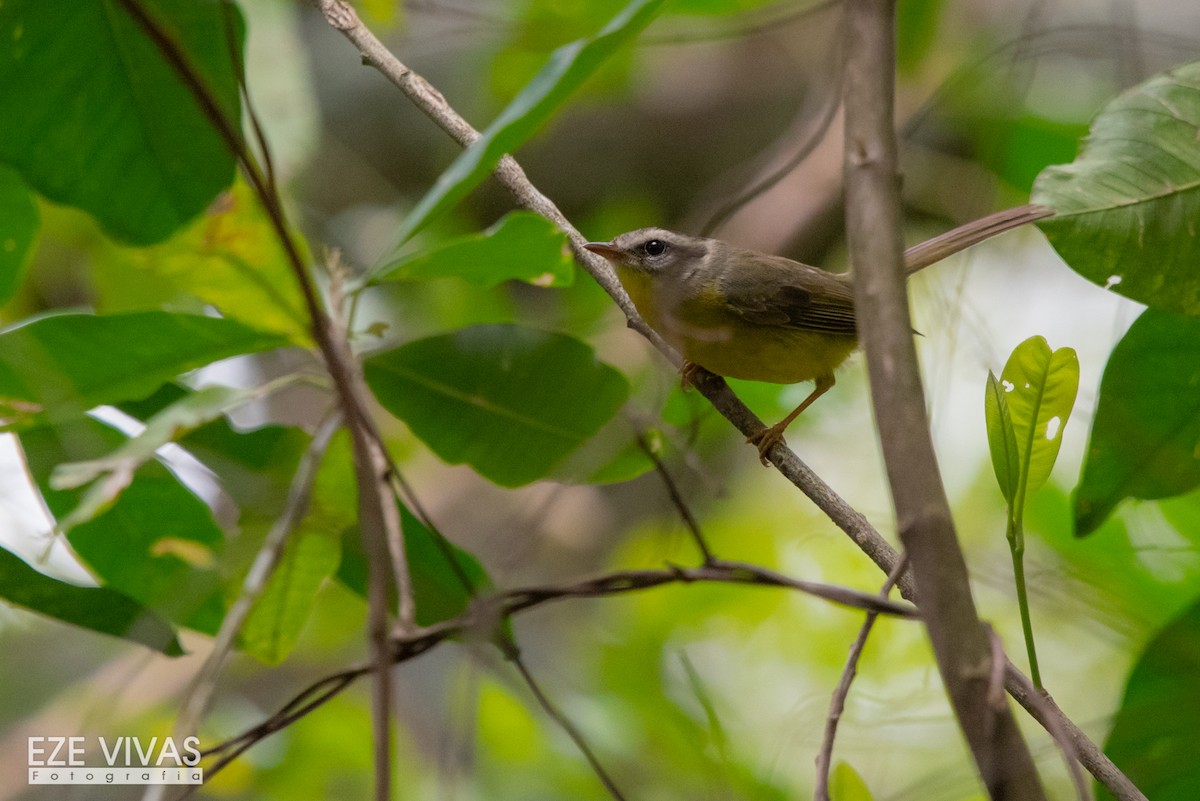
[193,558,920,789]
[841,0,1044,797]
[634,429,715,564]
[316,5,1143,799]
[506,650,628,801]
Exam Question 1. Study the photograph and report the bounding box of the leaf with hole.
[998,335,1079,506]
[21,418,228,632]
[1032,61,1200,314]
[51,382,296,531]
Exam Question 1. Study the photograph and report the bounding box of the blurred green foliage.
[0,1,1197,800]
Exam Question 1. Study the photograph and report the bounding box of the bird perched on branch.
[585,204,1052,463]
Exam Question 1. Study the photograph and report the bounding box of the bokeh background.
[3,0,1200,799]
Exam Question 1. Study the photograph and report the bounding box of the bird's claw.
[747,424,787,466]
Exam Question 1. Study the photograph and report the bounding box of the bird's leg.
[747,373,836,465]
[679,360,703,390]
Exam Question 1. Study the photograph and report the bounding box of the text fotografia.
[29,769,202,786]
[28,736,203,786]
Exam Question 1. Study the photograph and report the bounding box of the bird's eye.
[642,239,668,257]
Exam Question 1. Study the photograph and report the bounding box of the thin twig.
[506,648,628,801]
[175,409,342,739]
[813,553,908,801]
[317,6,1142,799]
[634,430,715,564]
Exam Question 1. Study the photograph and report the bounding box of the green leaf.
[115,383,310,524]
[0,544,182,655]
[984,370,1021,506]
[1098,596,1200,801]
[1075,310,1200,536]
[0,0,243,245]
[0,311,287,428]
[379,0,666,259]
[999,336,1080,504]
[374,212,574,288]
[337,505,491,629]
[312,429,490,627]
[93,180,311,342]
[51,381,295,530]
[830,761,876,801]
[1032,61,1200,314]
[21,418,228,632]
[238,525,341,665]
[364,324,629,487]
[0,164,38,305]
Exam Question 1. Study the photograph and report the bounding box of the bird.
[584,205,1052,463]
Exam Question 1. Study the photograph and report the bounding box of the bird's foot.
[747,423,788,466]
[679,361,703,390]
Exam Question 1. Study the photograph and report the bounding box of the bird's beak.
[582,241,621,260]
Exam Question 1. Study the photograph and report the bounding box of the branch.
[175,409,342,739]
[506,649,628,801]
[841,0,1044,796]
[194,557,920,788]
[316,6,1144,799]
[634,429,715,564]
[813,554,908,801]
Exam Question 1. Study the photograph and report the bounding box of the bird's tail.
[902,204,1055,276]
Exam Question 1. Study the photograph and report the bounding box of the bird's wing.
[718,252,858,336]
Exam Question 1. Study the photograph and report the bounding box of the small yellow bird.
[584,205,1050,462]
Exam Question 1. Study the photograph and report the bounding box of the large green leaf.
[1032,61,1200,314]
[999,336,1080,507]
[1075,310,1200,536]
[1098,596,1200,800]
[364,324,629,487]
[94,180,311,342]
[0,311,287,428]
[21,418,228,632]
[374,212,574,289]
[0,164,38,305]
[0,0,242,245]
[379,0,666,260]
[0,544,182,655]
